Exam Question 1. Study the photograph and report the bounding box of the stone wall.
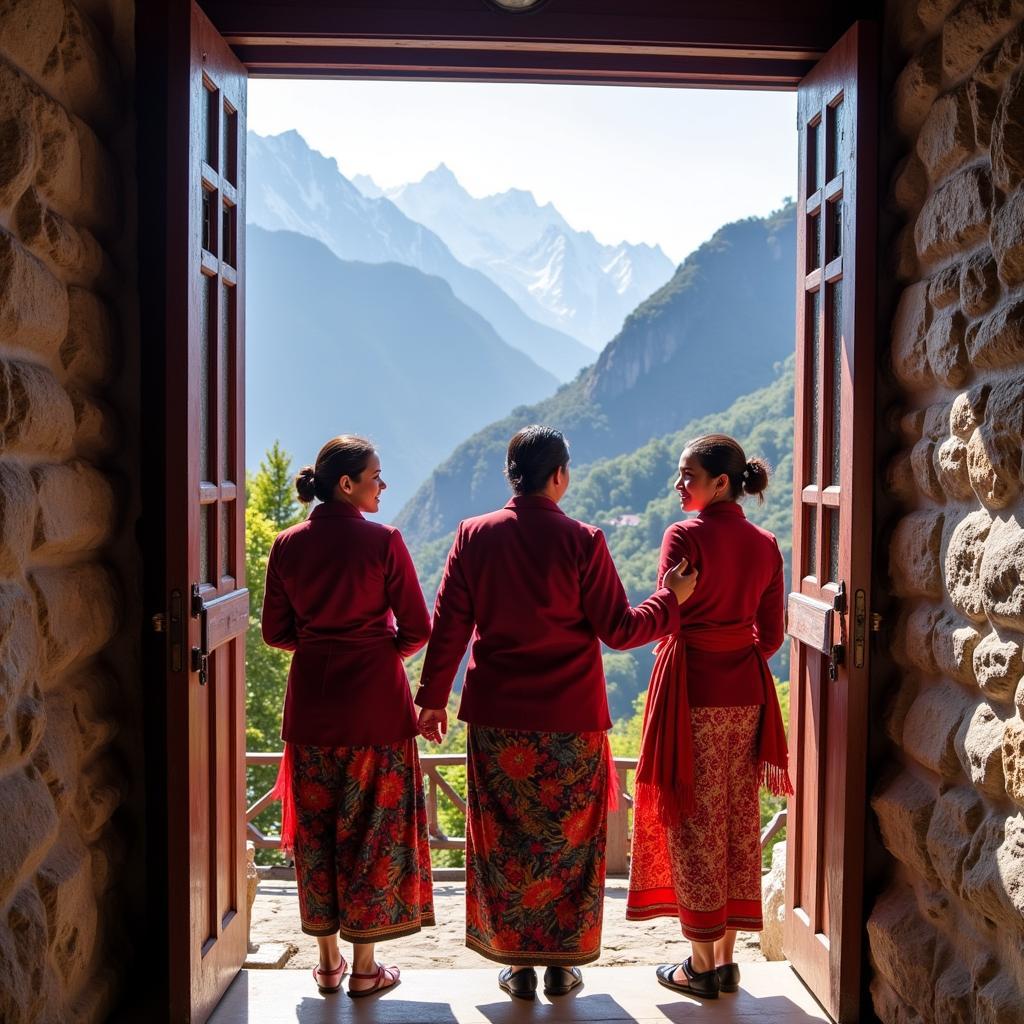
[872,2,1024,1020]
[0,1,139,1021]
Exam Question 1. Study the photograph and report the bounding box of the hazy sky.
[250,80,796,265]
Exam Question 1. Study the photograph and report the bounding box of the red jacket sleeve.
[657,522,695,590]
[414,524,474,710]
[261,539,296,651]
[581,530,680,650]
[754,540,786,659]
[385,529,431,658]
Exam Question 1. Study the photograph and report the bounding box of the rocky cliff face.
[871,4,1024,1021]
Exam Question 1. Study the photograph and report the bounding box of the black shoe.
[655,958,720,999]
[498,967,537,1000]
[543,966,583,996]
[716,962,740,993]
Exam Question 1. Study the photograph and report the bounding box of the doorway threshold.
[209,962,832,1023]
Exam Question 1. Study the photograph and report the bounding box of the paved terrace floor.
[209,964,830,1023]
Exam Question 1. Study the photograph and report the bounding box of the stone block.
[886,451,919,503]
[927,785,984,892]
[758,839,786,961]
[969,77,1001,149]
[0,766,58,907]
[985,372,1024,437]
[942,0,1024,87]
[894,40,943,136]
[950,384,989,438]
[932,958,976,1024]
[866,884,936,1013]
[59,288,115,385]
[917,87,976,181]
[976,973,1024,1024]
[925,308,969,385]
[923,400,952,440]
[0,2,65,98]
[11,685,44,766]
[0,463,36,576]
[74,760,119,843]
[945,508,993,621]
[980,515,1024,630]
[955,699,1008,796]
[13,188,104,285]
[892,510,945,598]
[0,358,75,456]
[974,630,1023,702]
[35,825,97,989]
[974,22,1024,87]
[928,262,962,309]
[915,164,992,264]
[65,671,116,755]
[903,680,976,777]
[892,154,928,212]
[884,675,919,745]
[966,426,1021,509]
[0,582,39,770]
[4,883,51,1024]
[960,250,1001,316]
[936,435,976,501]
[903,602,943,672]
[870,975,926,1024]
[1003,717,1024,806]
[58,2,121,130]
[872,771,937,881]
[0,83,36,213]
[893,222,922,282]
[932,611,981,684]
[992,66,1024,192]
[991,189,1024,286]
[892,282,932,387]
[911,438,944,502]
[0,229,68,356]
[68,389,116,456]
[960,812,1024,932]
[31,460,114,558]
[31,690,80,815]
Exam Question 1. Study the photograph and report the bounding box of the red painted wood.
[785,21,876,1024]
[164,5,249,1022]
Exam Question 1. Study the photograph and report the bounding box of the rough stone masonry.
[873,1,1024,1020]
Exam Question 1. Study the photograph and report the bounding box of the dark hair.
[505,425,570,495]
[683,433,770,504]
[295,435,376,504]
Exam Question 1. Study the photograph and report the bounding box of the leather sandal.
[717,962,740,993]
[312,954,348,995]
[347,963,400,998]
[498,966,537,1000]
[543,966,583,996]
[655,958,720,999]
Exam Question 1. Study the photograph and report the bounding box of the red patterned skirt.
[626,705,763,942]
[465,726,610,966]
[290,738,435,941]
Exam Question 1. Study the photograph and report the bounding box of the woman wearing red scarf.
[262,436,434,998]
[626,433,792,1000]
[415,425,697,1000]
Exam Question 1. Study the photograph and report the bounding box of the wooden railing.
[246,752,785,879]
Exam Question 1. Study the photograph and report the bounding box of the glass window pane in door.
[827,197,842,263]
[809,289,821,484]
[805,507,818,579]
[220,282,233,481]
[830,283,843,486]
[827,507,840,584]
[199,274,214,481]
[827,100,843,181]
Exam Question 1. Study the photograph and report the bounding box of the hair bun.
[742,457,771,497]
[295,465,318,504]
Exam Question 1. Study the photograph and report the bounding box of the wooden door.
[785,22,877,1024]
[164,5,248,1021]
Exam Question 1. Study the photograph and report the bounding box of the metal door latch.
[190,582,208,685]
[828,643,845,680]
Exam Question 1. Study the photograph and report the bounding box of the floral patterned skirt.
[626,705,763,942]
[291,738,435,942]
[465,725,609,966]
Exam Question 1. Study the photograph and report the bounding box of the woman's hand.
[663,557,699,605]
[418,707,448,744]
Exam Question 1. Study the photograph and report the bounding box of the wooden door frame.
[136,2,881,1020]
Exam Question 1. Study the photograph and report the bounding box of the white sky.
[249,80,797,265]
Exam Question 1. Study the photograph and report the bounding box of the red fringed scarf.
[634,628,793,826]
[270,743,297,855]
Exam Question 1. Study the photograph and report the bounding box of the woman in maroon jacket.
[626,433,791,1001]
[262,435,434,998]
[415,425,697,1000]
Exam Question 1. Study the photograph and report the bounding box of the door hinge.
[151,612,166,633]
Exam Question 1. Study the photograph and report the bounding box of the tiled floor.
[209,964,832,1023]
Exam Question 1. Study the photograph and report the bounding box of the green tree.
[245,442,304,863]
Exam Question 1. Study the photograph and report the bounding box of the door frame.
[136,3,881,1020]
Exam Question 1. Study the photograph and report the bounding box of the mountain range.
[247,130,592,381]
[373,164,675,351]
[395,202,797,548]
[245,225,558,510]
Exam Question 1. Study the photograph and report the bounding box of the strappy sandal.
[312,954,348,995]
[348,963,401,999]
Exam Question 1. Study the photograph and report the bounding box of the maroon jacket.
[414,494,680,731]
[262,501,430,746]
[658,500,785,707]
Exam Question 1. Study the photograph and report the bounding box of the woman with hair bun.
[626,433,791,1000]
[261,435,434,998]
[415,425,697,1000]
